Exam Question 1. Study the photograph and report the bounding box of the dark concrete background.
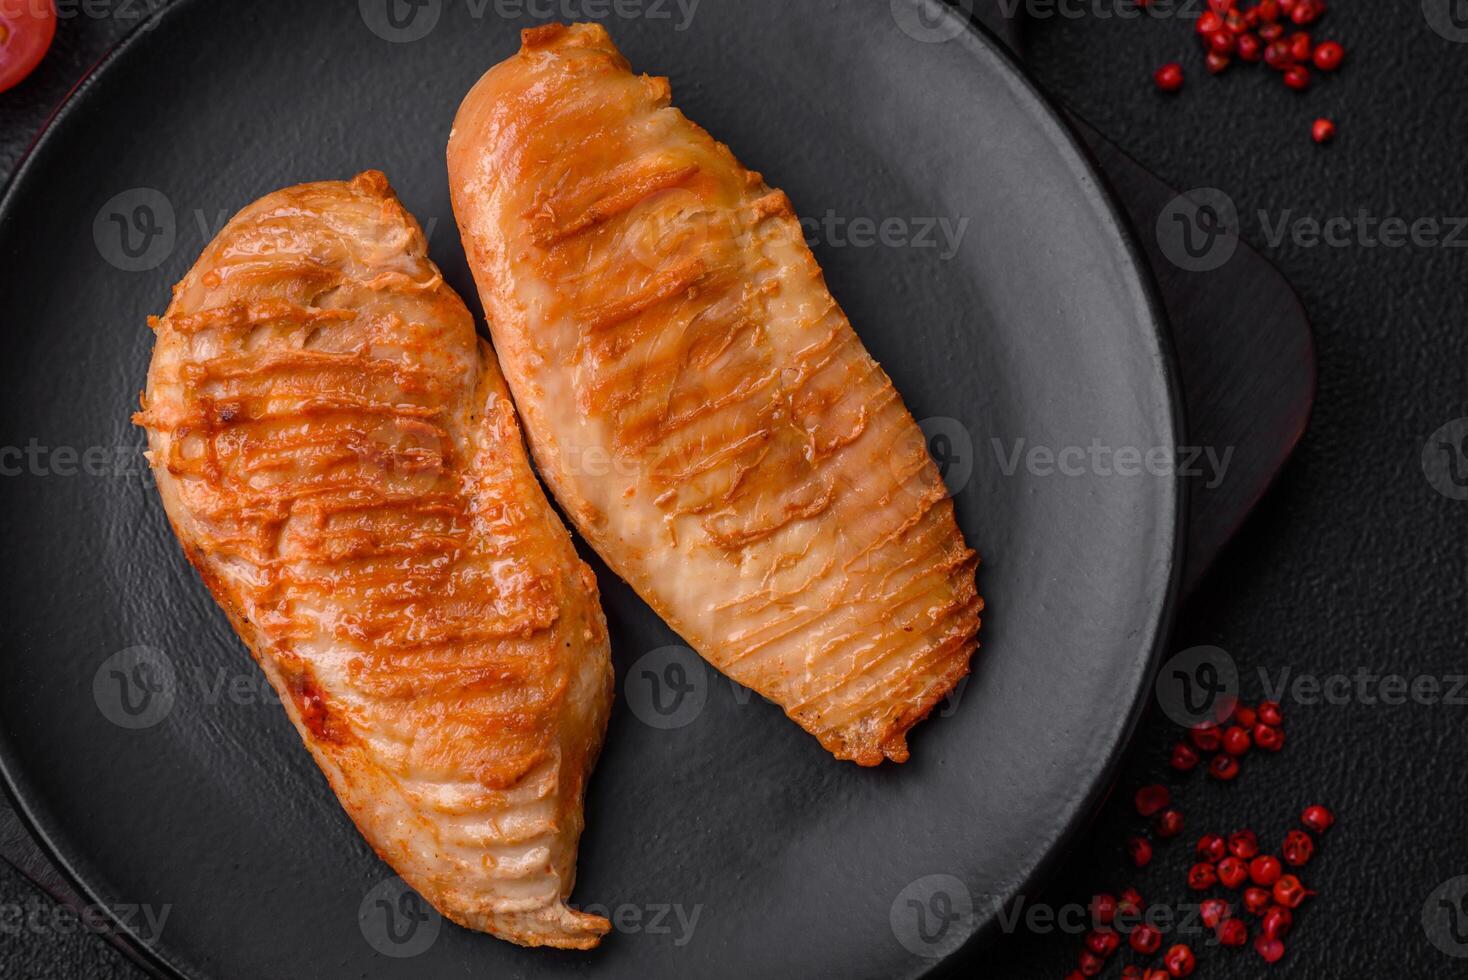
[1,1,1465,976]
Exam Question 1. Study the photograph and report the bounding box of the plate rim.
[0,1,1187,976]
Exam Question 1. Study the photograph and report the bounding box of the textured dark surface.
[990,2,1468,979]
[1,0,1463,977]
[0,2,1188,978]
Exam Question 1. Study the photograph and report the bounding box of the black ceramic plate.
[0,1,1182,977]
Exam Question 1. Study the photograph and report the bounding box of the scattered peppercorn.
[1155,62,1185,92]
[1223,725,1253,756]
[1086,927,1122,957]
[1218,917,1249,946]
[1156,809,1186,839]
[1313,39,1344,70]
[1131,923,1163,955]
[1229,830,1260,859]
[1190,722,1222,752]
[1197,833,1227,863]
[1136,784,1172,817]
[1272,874,1310,909]
[1218,856,1249,889]
[1253,723,1285,751]
[1171,742,1201,772]
[1301,805,1335,833]
[1189,862,1220,890]
[1200,897,1231,928]
[1249,855,1283,886]
[1261,904,1294,939]
[1282,829,1315,867]
[1255,935,1287,963]
[1164,943,1197,977]
[1209,754,1240,781]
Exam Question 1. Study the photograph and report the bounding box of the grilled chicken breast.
[134,171,613,949]
[448,24,982,765]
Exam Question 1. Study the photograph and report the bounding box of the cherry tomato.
[0,0,56,94]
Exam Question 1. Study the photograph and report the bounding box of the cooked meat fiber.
[135,171,613,949]
[448,25,982,765]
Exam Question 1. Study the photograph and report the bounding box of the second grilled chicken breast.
[134,171,613,948]
[448,25,982,765]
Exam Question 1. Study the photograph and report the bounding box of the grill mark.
[530,161,700,247]
[574,257,709,333]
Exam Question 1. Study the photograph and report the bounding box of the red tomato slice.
[0,0,57,94]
